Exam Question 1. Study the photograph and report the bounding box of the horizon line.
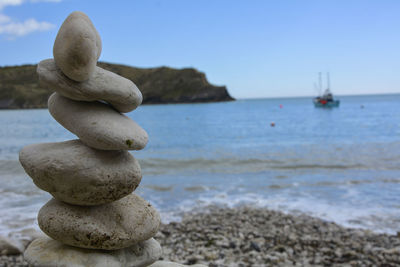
[236,92,400,100]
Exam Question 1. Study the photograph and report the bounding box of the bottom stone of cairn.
[24,236,161,267]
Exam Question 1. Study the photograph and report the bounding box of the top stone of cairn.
[53,11,102,82]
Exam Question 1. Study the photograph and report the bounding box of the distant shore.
[1,205,400,266]
[0,62,234,110]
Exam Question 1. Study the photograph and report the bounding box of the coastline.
[0,62,234,110]
[1,205,399,266]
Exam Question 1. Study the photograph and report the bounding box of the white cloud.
[0,0,61,10]
[30,0,62,2]
[0,0,60,38]
[0,13,10,23]
[0,18,54,37]
[0,0,24,11]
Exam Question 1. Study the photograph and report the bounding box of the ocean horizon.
[237,92,400,101]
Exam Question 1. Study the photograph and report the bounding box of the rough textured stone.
[19,140,141,206]
[24,237,161,267]
[38,194,160,250]
[48,93,148,150]
[53,11,101,82]
[149,261,207,267]
[38,59,142,113]
[0,236,21,255]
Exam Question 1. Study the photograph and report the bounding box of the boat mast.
[327,72,330,91]
[318,72,322,96]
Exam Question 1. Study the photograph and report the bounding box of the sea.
[1,94,400,243]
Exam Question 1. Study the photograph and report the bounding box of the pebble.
[38,194,160,250]
[24,236,161,267]
[48,93,148,150]
[53,11,101,82]
[19,140,142,206]
[149,261,207,267]
[154,206,400,266]
[7,228,46,252]
[38,59,142,113]
[0,236,21,256]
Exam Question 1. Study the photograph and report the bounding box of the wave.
[138,156,396,175]
[2,155,398,177]
[0,160,25,175]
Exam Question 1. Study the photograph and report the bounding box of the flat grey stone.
[24,236,161,267]
[53,11,101,82]
[19,140,141,206]
[38,59,142,113]
[48,93,148,150]
[38,194,160,250]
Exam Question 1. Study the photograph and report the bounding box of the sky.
[0,0,399,99]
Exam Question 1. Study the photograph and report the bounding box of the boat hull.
[313,99,340,108]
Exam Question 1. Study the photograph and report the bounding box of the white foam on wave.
[1,171,399,245]
[276,197,400,234]
[154,189,400,235]
[0,172,50,243]
[0,201,43,249]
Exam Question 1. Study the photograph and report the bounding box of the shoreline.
[1,205,400,266]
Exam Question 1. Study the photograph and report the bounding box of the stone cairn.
[18,11,191,267]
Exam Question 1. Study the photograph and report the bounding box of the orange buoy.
[270,122,275,127]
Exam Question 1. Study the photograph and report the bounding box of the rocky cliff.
[0,63,234,109]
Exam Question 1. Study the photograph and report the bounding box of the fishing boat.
[313,72,340,108]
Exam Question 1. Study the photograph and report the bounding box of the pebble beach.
[2,205,400,266]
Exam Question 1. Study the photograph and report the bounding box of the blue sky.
[0,0,399,99]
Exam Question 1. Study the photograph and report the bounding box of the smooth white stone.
[53,11,101,82]
[38,194,160,250]
[48,93,148,150]
[19,140,142,206]
[24,237,161,267]
[38,59,142,113]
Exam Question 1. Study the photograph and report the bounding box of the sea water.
[1,94,400,241]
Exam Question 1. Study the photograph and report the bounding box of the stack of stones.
[19,11,165,267]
